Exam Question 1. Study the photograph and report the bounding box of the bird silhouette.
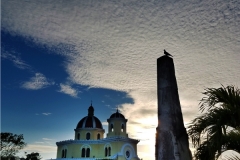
[164,49,173,57]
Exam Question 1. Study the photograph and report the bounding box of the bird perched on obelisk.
[164,49,173,57]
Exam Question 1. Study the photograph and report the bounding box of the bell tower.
[107,109,128,138]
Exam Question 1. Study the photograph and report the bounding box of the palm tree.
[187,85,240,160]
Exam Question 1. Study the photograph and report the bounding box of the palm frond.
[224,154,240,160]
[188,108,236,147]
[222,128,240,153]
[199,85,240,112]
[188,85,240,160]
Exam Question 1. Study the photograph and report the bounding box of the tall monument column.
[156,54,192,160]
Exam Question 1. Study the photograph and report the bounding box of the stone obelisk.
[156,54,192,160]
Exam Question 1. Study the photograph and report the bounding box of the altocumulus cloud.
[42,113,52,116]
[58,83,78,97]
[21,73,54,90]
[2,51,31,70]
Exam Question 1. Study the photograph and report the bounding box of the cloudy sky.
[1,0,240,159]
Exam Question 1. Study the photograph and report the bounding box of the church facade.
[54,105,140,160]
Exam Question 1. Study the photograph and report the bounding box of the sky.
[1,0,240,159]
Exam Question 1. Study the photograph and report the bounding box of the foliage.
[224,154,240,160]
[187,85,240,160]
[0,132,26,158]
[25,152,41,160]
[0,157,17,160]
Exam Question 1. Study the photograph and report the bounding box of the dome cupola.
[110,109,125,119]
[76,105,103,129]
[74,104,105,140]
[107,109,128,138]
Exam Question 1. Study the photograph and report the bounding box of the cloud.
[18,140,56,158]
[24,144,56,154]
[102,121,108,126]
[21,73,54,90]
[42,138,54,141]
[18,144,56,160]
[36,113,52,116]
[35,141,44,144]
[58,83,78,97]
[32,138,54,146]
[42,113,51,116]
[1,51,31,70]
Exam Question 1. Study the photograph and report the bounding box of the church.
[54,104,140,160]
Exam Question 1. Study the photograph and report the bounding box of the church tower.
[107,109,128,138]
[156,54,192,160]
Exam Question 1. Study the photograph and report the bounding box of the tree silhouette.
[25,152,42,160]
[187,85,240,160]
[0,132,26,159]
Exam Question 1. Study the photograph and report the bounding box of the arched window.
[108,147,111,156]
[77,133,80,140]
[62,149,64,158]
[97,133,100,140]
[121,124,124,132]
[81,148,85,157]
[86,148,90,157]
[111,124,114,132]
[86,132,90,140]
[64,149,67,158]
[105,147,108,157]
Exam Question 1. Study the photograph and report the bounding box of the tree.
[0,132,26,159]
[25,152,42,160]
[187,85,240,160]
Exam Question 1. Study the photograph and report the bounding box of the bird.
[164,49,173,57]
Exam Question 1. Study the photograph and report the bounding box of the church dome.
[76,105,103,129]
[110,109,125,119]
